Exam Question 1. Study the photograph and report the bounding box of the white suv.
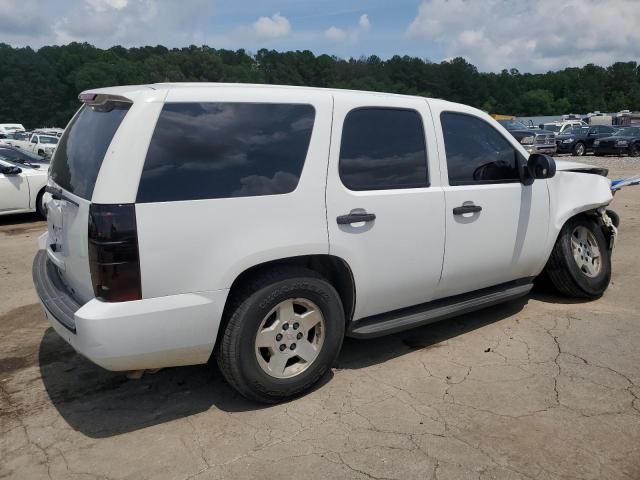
[33,83,617,403]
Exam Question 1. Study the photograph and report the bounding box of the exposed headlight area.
[520,136,534,145]
[616,140,629,146]
[594,140,600,146]
[562,138,574,143]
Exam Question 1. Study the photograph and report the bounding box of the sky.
[1,0,639,73]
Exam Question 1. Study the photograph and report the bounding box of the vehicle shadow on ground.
[0,212,42,227]
[39,293,548,438]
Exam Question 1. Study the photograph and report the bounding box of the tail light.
[88,204,142,302]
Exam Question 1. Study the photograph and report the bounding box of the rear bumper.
[33,249,229,371]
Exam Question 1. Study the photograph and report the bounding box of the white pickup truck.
[24,133,59,157]
[34,83,618,403]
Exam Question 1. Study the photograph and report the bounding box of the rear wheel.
[217,267,345,403]
[545,216,611,298]
[572,142,586,156]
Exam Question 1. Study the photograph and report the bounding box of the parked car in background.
[555,125,617,156]
[0,145,49,167]
[4,131,33,149]
[34,83,617,403]
[593,126,640,157]
[497,119,556,154]
[0,156,48,217]
[0,123,26,134]
[542,120,587,135]
[26,133,58,157]
[34,128,64,138]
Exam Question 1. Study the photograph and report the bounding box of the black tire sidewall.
[573,142,585,156]
[36,189,47,218]
[230,277,344,400]
[559,217,611,296]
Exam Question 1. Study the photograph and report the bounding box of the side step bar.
[347,279,533,339]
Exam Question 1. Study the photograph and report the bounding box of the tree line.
[1,42,640,128]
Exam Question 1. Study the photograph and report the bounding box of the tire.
[545,216,611,298]
[35,189,48,219]
[572,142,586,156]
[216,267,345,403]
[630,143,640,158]
[38,149,45,157]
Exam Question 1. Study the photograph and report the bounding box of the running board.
[347,279,534,339]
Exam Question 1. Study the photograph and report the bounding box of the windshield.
[39,136,58,144]
[543,124,562,133]
[498,119,528,130]
[614,127,640,136]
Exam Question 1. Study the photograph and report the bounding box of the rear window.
[50,103,130,200]
[136,102,315,203]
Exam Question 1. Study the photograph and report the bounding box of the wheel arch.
[544,171,613,262]
[221,254,356,328]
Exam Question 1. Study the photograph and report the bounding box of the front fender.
[545,171,612,256]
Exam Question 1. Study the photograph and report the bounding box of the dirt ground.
[1,156,639,480]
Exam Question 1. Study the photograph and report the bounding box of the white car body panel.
[33,83,615,372]
[0,159,48,215]
[135,86,333,297]
[326,93,446,320]
[427,99,550,297]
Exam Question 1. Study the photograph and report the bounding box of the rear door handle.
[337,212,376,224]
[453,204,482,215]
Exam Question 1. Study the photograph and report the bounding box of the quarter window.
[339,108,428,191]
[441,112,521,185]
[136,103,315,203]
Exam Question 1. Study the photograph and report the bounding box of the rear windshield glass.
[136,102,315,203]
[50,103,130,200]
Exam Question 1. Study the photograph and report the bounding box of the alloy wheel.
[254,298,325,379]
[571,226,602,278]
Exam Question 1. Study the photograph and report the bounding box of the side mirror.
[528,153,556,180]
[0,165,22,175]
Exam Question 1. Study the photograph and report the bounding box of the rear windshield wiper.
[45,186,79,207]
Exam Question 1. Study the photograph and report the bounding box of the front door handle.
[453,204,482,215]
[337,212,376,224]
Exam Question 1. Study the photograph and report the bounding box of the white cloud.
[324,26,348,42]
[406,0,640,72]
[253,13,291,39]
[85,0,129,12]
[359,13,370,31]
[51,0,211,47]
[325,12,371,43]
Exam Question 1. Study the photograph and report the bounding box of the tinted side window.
[339,108,428,190]
[441,112,521,185]
[600,126,614,134]
[137,103,315,203]
[50,103,131,199]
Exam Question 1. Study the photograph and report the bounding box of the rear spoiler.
[78,93,133,107]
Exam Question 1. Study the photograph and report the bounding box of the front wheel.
[217,268,345,403]
[545,216,611,298]
[572,142,586,156]
[630,143,640,157]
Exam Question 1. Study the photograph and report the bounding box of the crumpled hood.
[554,159,608,178]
